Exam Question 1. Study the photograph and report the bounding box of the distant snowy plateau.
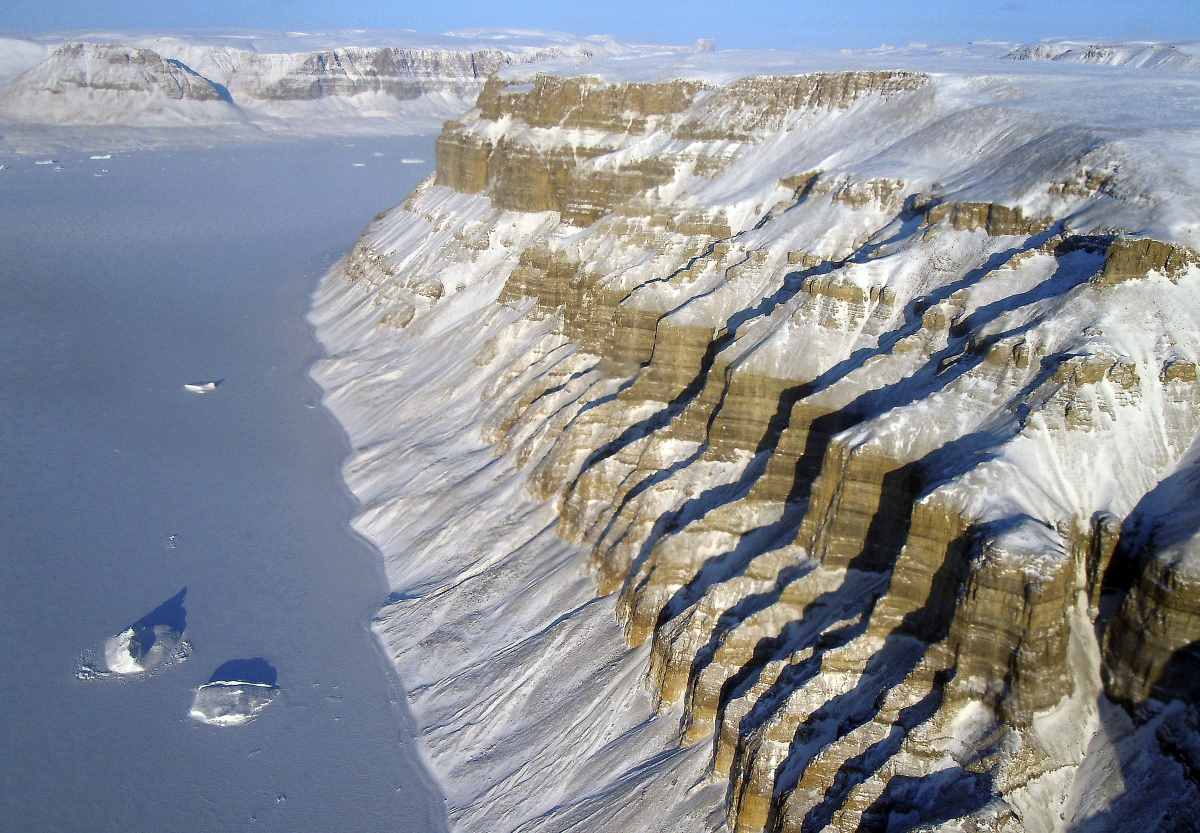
[0,29,680,137]
[7,29,1200,833]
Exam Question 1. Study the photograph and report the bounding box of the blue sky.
[1,1,1197,48]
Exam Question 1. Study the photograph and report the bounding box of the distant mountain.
[0,42,240,127]
[0,30,684,130]
[1006,39,1200,71]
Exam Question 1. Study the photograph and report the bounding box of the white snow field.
[0,140,447,832]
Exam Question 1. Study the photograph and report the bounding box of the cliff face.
[316,62,1200,833]
[225,46,592,101]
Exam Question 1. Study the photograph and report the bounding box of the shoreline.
[304,316,453,830]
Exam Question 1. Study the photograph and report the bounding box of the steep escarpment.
[315,61,1200,833]
[223,45,604,102]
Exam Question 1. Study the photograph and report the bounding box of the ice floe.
[77,588,191,679]
[189,658,278,726]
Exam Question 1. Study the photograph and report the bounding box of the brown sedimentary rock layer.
[476,74,704,128]
[944,528,1076,719]
[434,121,491,193]
[1095,237,1200,285]
[436,125,679,224]
[1105,548,1200,705]
[435,75,710,224]
[925,201,1052,236]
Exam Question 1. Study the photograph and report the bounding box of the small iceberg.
[183,380,221,395]
[190,658,279,727]
[351,162,367,167]
[89,154,112,160]
[78,588,190,679]
[34,159,58,166]
[400,158,425,164]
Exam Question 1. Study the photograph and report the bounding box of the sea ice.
[8,134,442,832]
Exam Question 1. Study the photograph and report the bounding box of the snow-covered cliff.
[1006,40,1200,72]
[312,41,1200,833]
[0,42,241,127]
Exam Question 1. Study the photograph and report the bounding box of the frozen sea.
[0,139,447,832]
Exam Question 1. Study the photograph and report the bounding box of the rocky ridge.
[314,58,1200,833]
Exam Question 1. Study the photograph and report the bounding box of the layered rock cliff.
[313,53,1200,833]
